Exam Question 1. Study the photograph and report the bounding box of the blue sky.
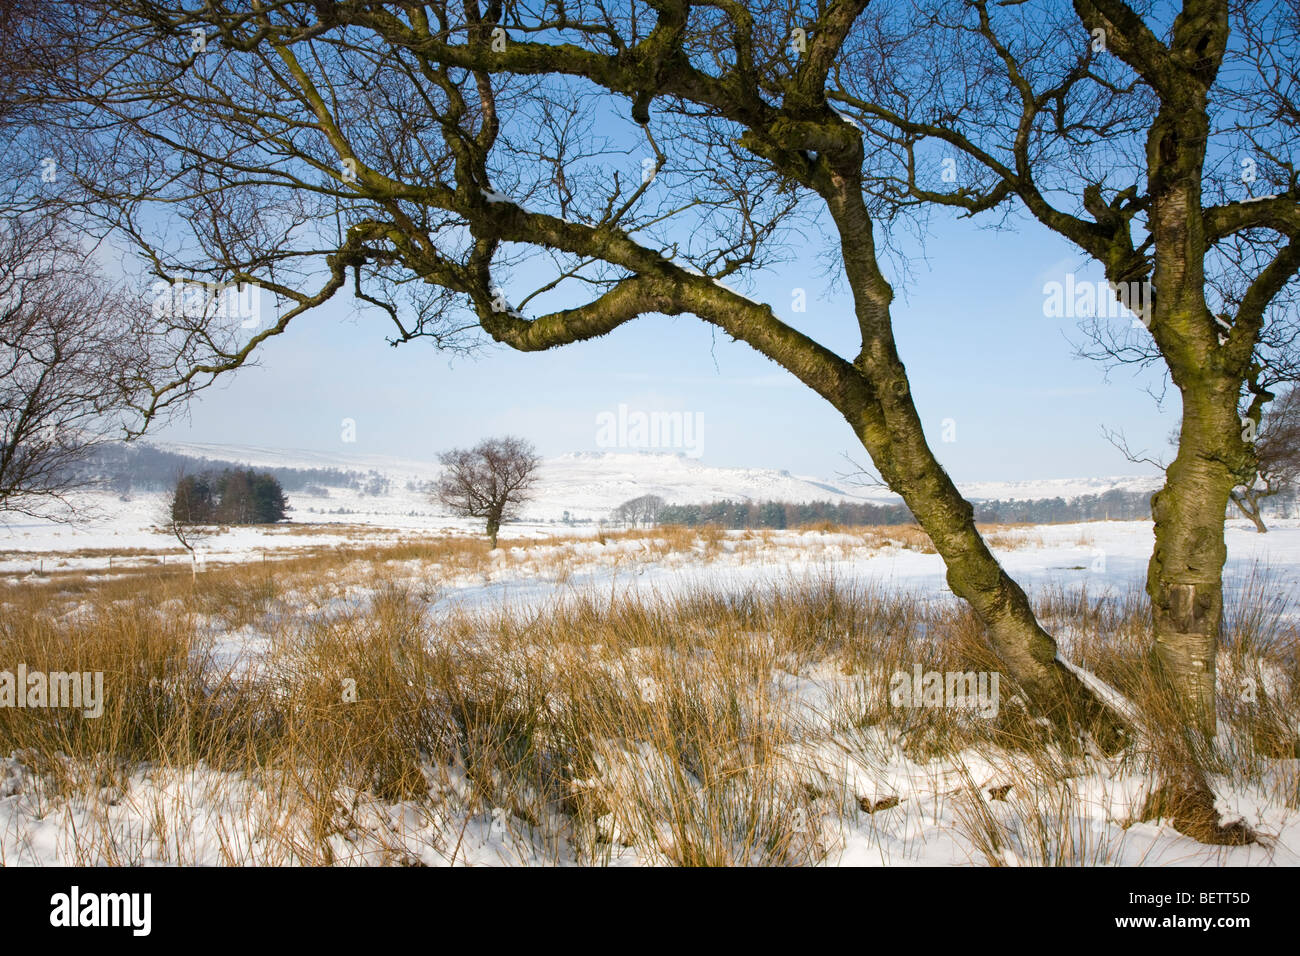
[156,208,1178,483]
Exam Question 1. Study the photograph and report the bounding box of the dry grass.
[2,520,1049,593]
[0,529,1294,865]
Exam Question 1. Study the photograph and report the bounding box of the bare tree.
[0,214,143,516]
[44,1,1133,752]
[435,437,541,549]
[1232,386,1300,532]
[0,0,151,517]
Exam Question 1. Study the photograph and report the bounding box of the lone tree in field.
[1231,386,1300,534]
[435,437,540,549]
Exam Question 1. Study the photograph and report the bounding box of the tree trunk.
[487,516,500,549]
[1125,59,1259,839]
[1146,386,1239,735]
[1142,93,1248,738]
[844,399,1126,747]
[822,178,1128,749]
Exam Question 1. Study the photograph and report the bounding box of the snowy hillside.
[149,441,1163,521]
[0,441,1171,564]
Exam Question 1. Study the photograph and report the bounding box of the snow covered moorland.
[0,446,1296,866]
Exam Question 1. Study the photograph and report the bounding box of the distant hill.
[80,441,1170,523]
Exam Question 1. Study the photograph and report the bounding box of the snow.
[0,442,1168,574]
[832,108,862,130]
[147,439,1165,508]
[1056,653,1141,728]
[710,276,764,306]
[1,442,1296,866]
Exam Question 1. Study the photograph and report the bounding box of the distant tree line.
[611,494,665,527]
[66,443,384,495]
[653,488,1299,530]
[171,469,287,525]
[977,489,1297,524]
[974,490,1157,524]
[654,491,1154,529]
[655,499,916,529]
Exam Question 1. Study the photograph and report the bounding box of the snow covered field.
[0,441,1169,578]
[0,446,1296,867]
[3,481,1296,619]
